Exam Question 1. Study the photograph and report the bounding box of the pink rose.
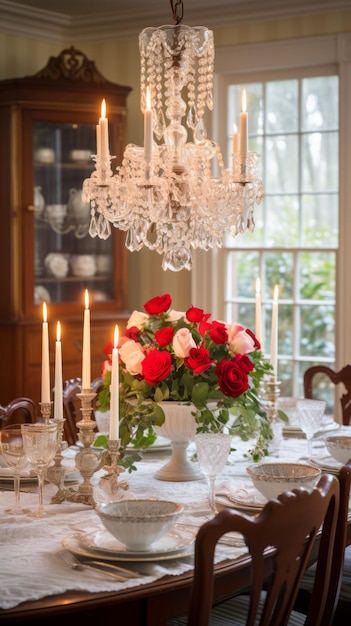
[226,323,256,354]
[119,339,145,375]
[173,328,197,358]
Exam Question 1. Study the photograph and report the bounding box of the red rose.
[141,350,172,385]
[245,328,261,350]
[185,347,214,374]
[198,313,212,336]
[236,353,255,375]
[155,326,174,347]
[186,305,205,323]
[124,326,141,342]
[103,340,113,357]
[209,321,228,345]
[144,294,171,315]
[215,357,249,398]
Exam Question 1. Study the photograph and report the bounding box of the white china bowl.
[325,436,351,464]
[70,254,96,277]
[246,462,321,500]
[95,499,184,551]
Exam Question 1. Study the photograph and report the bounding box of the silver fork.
[60,550,134,580]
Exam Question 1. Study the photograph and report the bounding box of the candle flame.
[43,301,47,323]
[273,284,279,301]
[233,123,238,134]
[56,320,61,342]
[114,324,119,349]
[146,86,151,111]
[256,277,261,295]
[101,98,106,119]
[84,289,89,309]
[241,88,247,113]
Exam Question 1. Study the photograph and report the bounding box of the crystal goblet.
[21,422,58,518]
[296,399,326,458]
[194,433,232,514]
[0,425,31,515]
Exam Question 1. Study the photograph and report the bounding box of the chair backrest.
[0,397,38,428]
[313,459,351,626]
[187,473,340,626]
[304,364,351,425]
[62,376,104,446]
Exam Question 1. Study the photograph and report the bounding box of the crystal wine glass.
[296,399,326,459]
[0,425,31,515]
[21,422,58,518]
[194,433,232,514]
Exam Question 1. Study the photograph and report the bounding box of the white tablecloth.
[0,428,346,610]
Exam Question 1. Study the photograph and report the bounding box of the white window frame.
[192,33,351,373]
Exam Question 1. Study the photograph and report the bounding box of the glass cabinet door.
[33,119,113,306]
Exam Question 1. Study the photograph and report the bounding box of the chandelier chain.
[170,0,184,24]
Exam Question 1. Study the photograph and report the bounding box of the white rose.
[126,310,149,330]
[173,328,197,358]
[167,309,185,323]
[119,340,145,375]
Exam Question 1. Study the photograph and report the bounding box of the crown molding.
[0,0,350,43]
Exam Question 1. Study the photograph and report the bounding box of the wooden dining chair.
[62,376,104,446]
[0,397,38,428]
[304,364,351,425]
[169,473,340,626]
[295,458,351,626]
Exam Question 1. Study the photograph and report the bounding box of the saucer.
[63,529,194,562]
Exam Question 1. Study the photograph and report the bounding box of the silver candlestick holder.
[95,438,129,502]
[259,375,283,453]
[46,418,70,503]
[65,389,104,507]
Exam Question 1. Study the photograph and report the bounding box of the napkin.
[216,478,267,509]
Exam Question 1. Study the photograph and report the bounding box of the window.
[224,75,338,398]
[192,34,351,415]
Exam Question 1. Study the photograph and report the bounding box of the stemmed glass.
[21,422,58,518]
[194,433,232,514]
[0,425,31,515]
[296,399,326,459]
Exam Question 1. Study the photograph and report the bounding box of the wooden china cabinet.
[0,47,131,407]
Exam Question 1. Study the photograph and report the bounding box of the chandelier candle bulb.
[270,285,279,375]
[255,277,263,349]
[54,321,63,421]
[41,302,50,404]
[109,325,119,440]
[82,289,91,390]
[96,123,101,156]
[239,89,248,159]
[232,124,239,173]
[144,86,153,163]
[99,99,109,158]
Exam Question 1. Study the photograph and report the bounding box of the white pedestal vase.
[154,402,204,482]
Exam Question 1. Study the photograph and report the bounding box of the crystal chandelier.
[82,0,263,271]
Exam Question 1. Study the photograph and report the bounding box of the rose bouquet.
[97,294,274,468]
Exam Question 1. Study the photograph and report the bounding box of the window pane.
[266,80,298,133]
[301,194,338,247]
[302,76,338,131]
[299,304,335,356]
[265,196,299,246]
[266,135,299,193]
[299,251,336,300]
[301,131,338,192]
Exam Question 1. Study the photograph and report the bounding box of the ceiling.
[0,0,348,41]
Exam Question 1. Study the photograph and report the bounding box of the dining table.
[1,419,351,626]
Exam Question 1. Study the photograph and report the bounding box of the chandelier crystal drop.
[82,1,263,271]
